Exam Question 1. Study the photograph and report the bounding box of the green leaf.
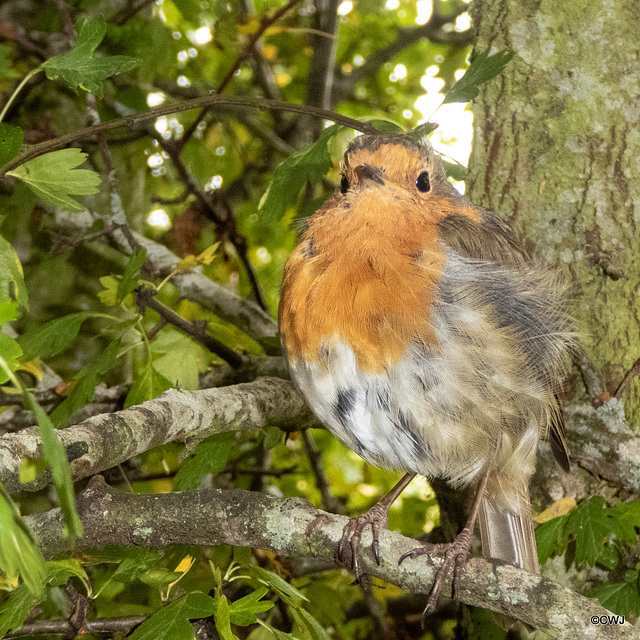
[124,360,172,408]
[18,312,92,361]
[128,592,217,640]
[0,486,46,599]
[363,118,404,134]
[45,559,90,591]
[0,583,34,637]
[24,394,83,542]
[590,571,640,617]
[259,124,340,223]
[41,17,140,98]
[0,333,23,384]
[215,594,237,640]
[0,300,19,325]
[406,121,438,140]
[294,608,332,640]
[566,496,619,567]
[535,513,569,564]
[173,432,235,491]
[7,148,101,213]
[610,499,640,544]
[50,338,122,427]
[0,45,20,80]
[118,249,147,303]
[150,328,208,390]
[0,234,28,308]
[443,49,516,104]
[0,124,23,166]
[228,587,274,626]
[251,566,308,608]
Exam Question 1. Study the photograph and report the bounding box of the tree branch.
[0,377,317,493]
[23,476,639,640]
[0,94,380,176]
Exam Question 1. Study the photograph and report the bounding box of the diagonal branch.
[0,377,318,493]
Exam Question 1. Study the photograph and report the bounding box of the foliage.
[0,0,625,639]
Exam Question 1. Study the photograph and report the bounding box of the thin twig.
[135,286,245,369]
[301,428,344,514]
[112,0,157,26]
[179,0,304,146]
[0,93,380,175]
[614,356,640,400]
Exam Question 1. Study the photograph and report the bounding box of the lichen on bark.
[468,0,640,425]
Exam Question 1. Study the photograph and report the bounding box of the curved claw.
[336,503,390,581]
[399,527,474,622]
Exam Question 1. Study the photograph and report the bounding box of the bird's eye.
[415,171,430,192]
[340,174,349,194]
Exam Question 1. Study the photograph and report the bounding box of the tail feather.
[478,486,539,574]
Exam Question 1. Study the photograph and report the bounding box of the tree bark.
[23,475,640,640]
[468,0,640,424]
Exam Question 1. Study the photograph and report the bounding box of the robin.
[278,133,574,614]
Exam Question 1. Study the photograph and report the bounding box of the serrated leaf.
[0,235,28,308]
[7,148,101,213]
[0,334,22,384]
[0,486,46,599]
[50,338,122,427]
[590,572,640,617]
[18,312,92,361]
[535,513,569,564]
[252,566,308,607]
[150,328,208,390]
[41,17,140,98]
[0,124,23,166]
[176,242,220,272]
[610,500,640,544]
[228,587,274,626]
[443,49,516,104]
[125,360,172,408]
[0,45,20,80]
[98,275,120,306]
[46,559,90,591]
[567,496,619,567]
[259,124,340,223]
[173,432,235,490]
[128,592,217,640]
[118,249,147,303]
[0,583,34,637]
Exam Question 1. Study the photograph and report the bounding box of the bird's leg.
[399,471,491,619]
[337,472,416,581]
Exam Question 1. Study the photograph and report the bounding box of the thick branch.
[24,476,639,640]
[0,377,317,493]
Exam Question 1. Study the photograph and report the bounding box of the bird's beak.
[354,163,385,187]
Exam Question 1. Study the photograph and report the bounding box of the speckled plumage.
[279,133,574,576]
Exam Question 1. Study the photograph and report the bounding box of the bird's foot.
[336,502,389,582]
[399,526,473,621]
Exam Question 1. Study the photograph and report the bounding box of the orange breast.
[279,189,479,373]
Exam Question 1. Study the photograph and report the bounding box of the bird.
[278,132,574,614]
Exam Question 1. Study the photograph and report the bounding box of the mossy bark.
[468,1,640,425]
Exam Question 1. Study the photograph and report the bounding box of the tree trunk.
[468,0,640,425]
